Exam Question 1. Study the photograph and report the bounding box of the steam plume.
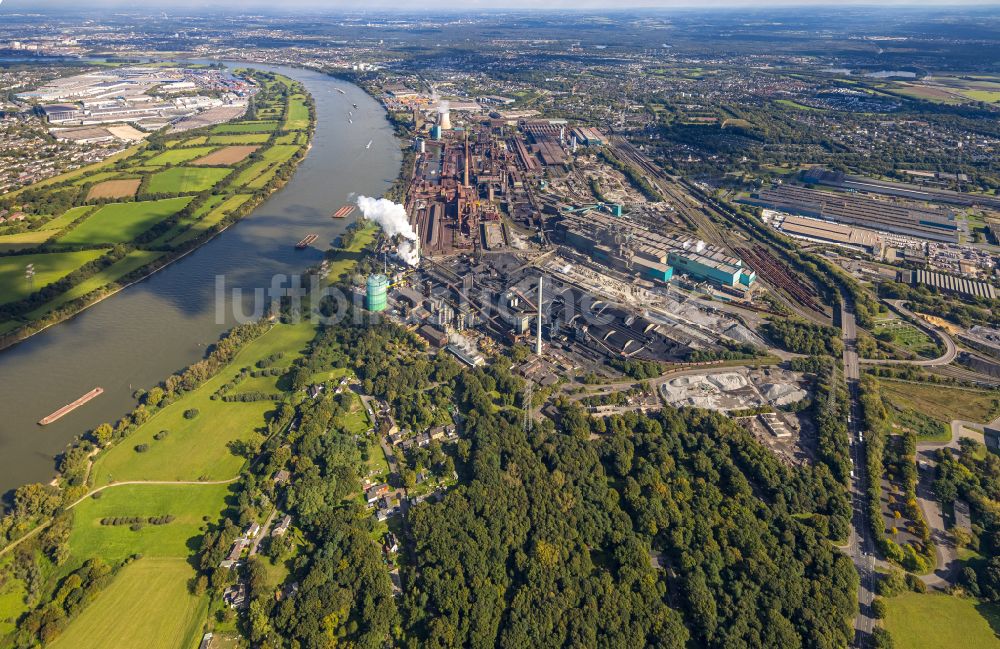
[356,195,419,266]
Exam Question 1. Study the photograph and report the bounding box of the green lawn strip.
[41,205,98,231]
[233,145,301,188]
[70,171,125,187]
[146,167,232,195]
[884,591,1000,649]
[145,146,218,166]
[0,250,107,304]
[167,194,253,246]
[878,379,1000,425]
[208,133,271,145]
[232,158,276,187]
[90,321,316,487]
[57,197,194,246]
[0,230,56,252]
[46,557,209,649]
[283,95,310,130]
[67,483,232,566]
[25,250,167,320]
[211,121,279,134]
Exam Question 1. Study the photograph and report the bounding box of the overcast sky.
[3,0,999,9]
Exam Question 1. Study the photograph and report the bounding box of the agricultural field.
[57,197,193,246]
[283,95,310,130]
[211,120,279,134]
[25,250,166,319]
[884,592,1000,649]
[145,146,218,166]
[41,205,96,231]
[208,133,271,145]
[47,558,209,649]
[166,194,252,246]
[146,167,232,194]
[192,145,259,166]
[0,249,106,304]
[86,178,141,201]
[0,230,54,252]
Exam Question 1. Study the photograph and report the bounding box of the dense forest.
[396,348,856,647]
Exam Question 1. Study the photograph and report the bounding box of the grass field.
[283,95,310,130]
[191,145,258,166]
[147,195,229,246]
[89,322,315,487]
[167,194,252,246]
[86,178,141,201]
[72,171,125,187]
[0,567,27,637]
[26,250,166,319]
[146,167,232,195]
[145,146,217,166]
[873,321,940,358]
[58,197,193,245]
[885,592,1000,648]
[232,145,300,187]
[67,483,232,565]
[47,558,208,649]
[41,205,97,231]
[180,136,209,146]
[775,98,823,111]
[879,379,1000,425]
[0,230,54,252]
[211,121,279,134]
[0,249,106,304]
[208,133,271,145]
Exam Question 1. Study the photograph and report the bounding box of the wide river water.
[0,64,401,498]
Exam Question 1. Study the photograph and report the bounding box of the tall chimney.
[464,131,470,188]
[536,276,543,357]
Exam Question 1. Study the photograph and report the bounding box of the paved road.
[860,300,957,367]
[842,307,877,649]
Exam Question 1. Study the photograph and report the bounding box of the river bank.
[0,63,401,498]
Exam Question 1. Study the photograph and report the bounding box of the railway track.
[735,245,824,314]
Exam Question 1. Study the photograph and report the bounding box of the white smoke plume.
[356,195,420,266]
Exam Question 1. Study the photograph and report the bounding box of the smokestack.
[464,131,470,188]
[536,276,543,357]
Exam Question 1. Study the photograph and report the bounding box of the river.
[0,64,401,498]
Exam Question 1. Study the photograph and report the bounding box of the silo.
[366,274,389,312]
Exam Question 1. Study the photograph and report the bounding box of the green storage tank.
[366,274,389,312]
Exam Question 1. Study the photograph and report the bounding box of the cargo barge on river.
[38,387,104,425]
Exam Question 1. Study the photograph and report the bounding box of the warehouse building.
[776,214,885,256]
[900,269,997,300]
[747,184,959,243]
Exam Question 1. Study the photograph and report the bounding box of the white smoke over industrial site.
[356,195,420,266]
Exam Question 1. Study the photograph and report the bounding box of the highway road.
[842,307,877,649]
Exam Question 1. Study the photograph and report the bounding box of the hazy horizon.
[3,0,1000,11]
